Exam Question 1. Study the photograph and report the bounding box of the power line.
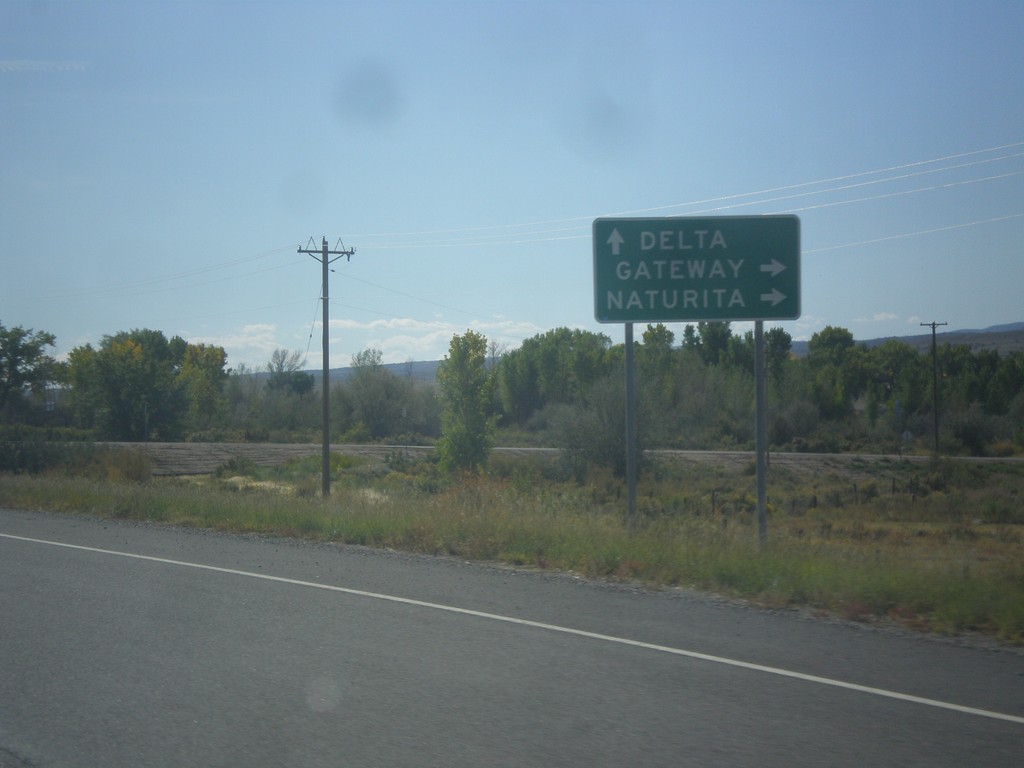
[350,140,1024,244]
[19,140,1020,308]
[19,140,1021,340]
[352,166,1023,251]
[342,273,494,320]
[777,170,1024,215]
[304,288,323,360]
[612,144,1024,218]
[41,245,300,301]
[805,212,1024,254]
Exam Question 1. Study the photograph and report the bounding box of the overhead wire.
[21,138,1021,304]
[598,142,1024,219]
[805,212,1024,254]
[120,258,308,299]
[680,166,1024,218]
[336,141,1024,332]
[350,141,1024,246]
[340,274,494,321]
[130,139,1024,369]
[31,140,1022,335]
[43,244,300,300]
[351,181,1024,253]
[352,151,1024,250]
[215,141,1024,334]
[304,288,323,360]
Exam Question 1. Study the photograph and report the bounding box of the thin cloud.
[186,324,281,368]
[854,312,900,323]
[318,315,547,365]
[0,60,91,73]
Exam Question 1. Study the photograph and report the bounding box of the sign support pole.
[624,323,637,526]
[754,320,768,544]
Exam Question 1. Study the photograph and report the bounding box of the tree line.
[3,319,1023,469]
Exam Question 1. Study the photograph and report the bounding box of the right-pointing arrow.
[760,259,786,277]
[760,288,786,306]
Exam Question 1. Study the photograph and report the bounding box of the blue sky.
[2,0,1023,370]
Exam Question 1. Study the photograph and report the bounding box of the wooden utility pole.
[298,236,355,497]
[920,320,948,456]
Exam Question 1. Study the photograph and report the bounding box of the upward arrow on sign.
[606,228,624,256]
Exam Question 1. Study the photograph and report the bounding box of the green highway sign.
[593,215,801,323]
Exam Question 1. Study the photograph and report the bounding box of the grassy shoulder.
[1,446,1023,644]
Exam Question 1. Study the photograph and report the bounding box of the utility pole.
[298,236,355,497]
[921,320,948,456]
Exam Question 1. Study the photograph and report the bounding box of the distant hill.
[306,359,441,386]
[257,323,1023,385]
[247,359,441,386]
[790,322,1024,357]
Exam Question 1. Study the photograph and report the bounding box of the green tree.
[682,324,699,351]
[223,362,263,432]
[259,349,317,433]
[497,344,542,425]
[178,343,228,430]
[67,329,189,439]
[989,352,1024,416]
[265,348,313,396]
[861,340,928,430]
[695,321,732,366]
[556,371,667,478]
[805,326,860,420]
[65,344,100,430]
[636,323,679,421]
[639,323,674,376]
[496,327,613,425]
[727,330,754,372]
[807,325,856,367]
[764,327,793,383]
[436,330,496,473]
[0,321,58,422]
[346,347,411,439]
[534,327,612,404]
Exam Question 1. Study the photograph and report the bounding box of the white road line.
[3,531,1023,726]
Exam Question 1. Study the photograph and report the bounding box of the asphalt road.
[1,508,1022,767]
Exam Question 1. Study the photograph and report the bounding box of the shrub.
[214,456,259,478]
[0,440,68,473]
[992,441,1017,458]
[0,441,149,481]
[951,403,996,457]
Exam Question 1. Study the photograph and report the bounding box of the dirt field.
[106,441,935,479]
[103,442,434,476]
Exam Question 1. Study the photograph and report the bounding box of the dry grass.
[1,449,1022,644]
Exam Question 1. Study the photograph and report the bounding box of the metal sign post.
[624,323,637,527]
[754,321,768,543]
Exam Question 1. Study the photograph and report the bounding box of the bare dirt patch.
[112,441,928,484]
